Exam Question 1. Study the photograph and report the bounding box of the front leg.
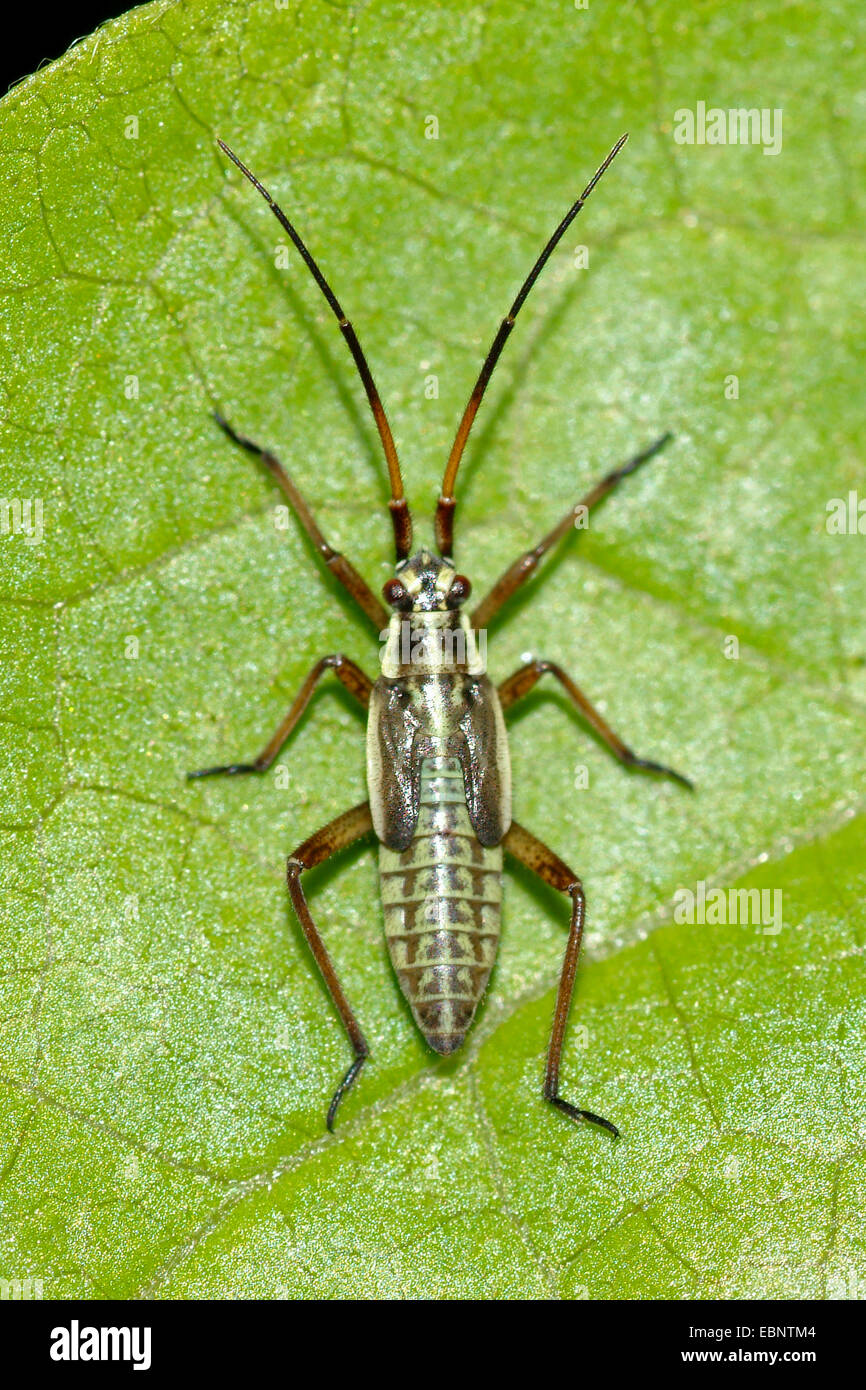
[503,821,618,1139]
[499,659,692,789]
[213,414,389,628]
[470,434,673,628]
[187,654,372,779]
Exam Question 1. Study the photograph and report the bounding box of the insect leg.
[214,412,388,629]
[287,801,375,1131]
[503,820,618,1139]
[499,659,692,789]
[187,654,372,779]
[471,433,672,629]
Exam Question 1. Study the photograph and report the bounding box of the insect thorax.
[380,609,486,679]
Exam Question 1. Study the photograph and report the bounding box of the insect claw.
[188,764,257,779]
[212,409,262,458]
[648,762,694,791]
[625,754,694,791]
[326,1054,368,1133]
[549,1095,620,1139]
[667,768,695,791]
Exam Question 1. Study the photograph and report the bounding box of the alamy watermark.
[380,619,488,671]
[673,102,783,156]
[826,491,866,535]
[50,1321,151,1371]
[0,1276,43,1299]
[674,880,783,935]
[0,497,43,545]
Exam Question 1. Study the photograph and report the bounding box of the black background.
[4,1298,856,1366]
[4,6,128,94]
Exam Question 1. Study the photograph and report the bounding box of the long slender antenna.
[434,133,629,557]
[218,139,413,560]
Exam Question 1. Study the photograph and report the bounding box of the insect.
[188,133,692,1139]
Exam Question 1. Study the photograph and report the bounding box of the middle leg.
[188,654,372,779]
[499,659,692,789]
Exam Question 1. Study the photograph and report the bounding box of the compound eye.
[383,578,412,610]
[446,574,472,608]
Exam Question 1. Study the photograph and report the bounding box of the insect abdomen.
[379,754,502,1054]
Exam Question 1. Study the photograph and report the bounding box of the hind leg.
[286,801,375,1131]
[504,820,618,1138]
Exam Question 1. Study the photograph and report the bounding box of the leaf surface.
[0,0,863,1299]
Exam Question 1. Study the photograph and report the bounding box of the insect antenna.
[434,133,629,557]
[218,139,413,560]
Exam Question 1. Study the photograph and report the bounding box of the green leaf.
[1,0,863,1300]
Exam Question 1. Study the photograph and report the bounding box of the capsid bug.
[188,134,692,1138]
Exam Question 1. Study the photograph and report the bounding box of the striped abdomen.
[379,754,502,1054]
